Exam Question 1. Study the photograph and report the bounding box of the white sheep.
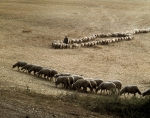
[72,43,79,49]
[120,85,141,97]
[108,80,122,94]
[81,43,85,47]
[96,82,116,95]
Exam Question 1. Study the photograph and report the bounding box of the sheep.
[86,79,97,92]
[112,32,119,37]
[37,68,51,80]
[120,85,141,97]
[72,79,92,92]
[28,65,43,75]
[67,44,72,49]
[75,39,79,44]
[52,40,64,49]
[142,88,150,97]
[54,73,71,78]
[111,38,116,43]
[108,80,122,94]
[67,76,75,89]
[52,43,61,49]
[12,61,27,70]
[72,75,84,82]
[79,38,83,43]
[55,76,70,89]
[49,69,58,81]
[54,75,74,89]
[70,39,76,44]
[96,82,116,95]
[72,43,79,49]
[81,43,85,47]
[93,79,103,86]
[21,64,33,73]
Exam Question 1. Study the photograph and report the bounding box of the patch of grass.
[77,95,150,118]
[1,87,150,118]
[59,91,150,118]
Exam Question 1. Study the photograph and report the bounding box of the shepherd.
[63,36,68,44]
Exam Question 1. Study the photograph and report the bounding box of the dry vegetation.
[0,0,150,117]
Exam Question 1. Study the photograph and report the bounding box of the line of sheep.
[12,61,58,81]
[52,27,150,49]
[12,61,150,98]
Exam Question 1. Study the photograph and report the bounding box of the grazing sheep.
[120,85,141,97]
[96,82,116,95]
[70,39,76,44]
[54,73,71,78]
[93,79,103,86]
[12,61,27,70]
[28,65,43,75]
[142,88,150,97]
[37,68,51,79]
[111,38,116,43]
[79,38,83,43]
[68,76,75,88]
[52,43,61,49]
[72,75,84,82]
[72,79,92,92]
[49,69,58,81]
[81,43,85,47]
[108,80,122,94]
[21,64,33,73]
[55,76,70,89]
[86,79,97,92]
[72,43,79,49]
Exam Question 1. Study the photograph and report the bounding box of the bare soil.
[0,0,150,117]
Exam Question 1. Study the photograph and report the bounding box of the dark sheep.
[72,79,92,92]
[49,69,58,81]
[89,80,97,92]
[72,75,84,82]
[55,76,70,89]
[21,64,33,73]
[93,79,103,86]
[12,61,27,70]
[67,76,75,89]
[120,85,141,97]
[28,65,43,75]
[37,68,51,80]
[54,73,71,78]
[142,88,150,97]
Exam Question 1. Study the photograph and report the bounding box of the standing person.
[63,36,68,44]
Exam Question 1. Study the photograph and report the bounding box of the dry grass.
[0,0,150,117]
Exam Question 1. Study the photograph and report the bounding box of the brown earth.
[0,0,150,117]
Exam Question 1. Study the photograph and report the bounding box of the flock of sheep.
[12,61,150,98]
[52,27,150,49]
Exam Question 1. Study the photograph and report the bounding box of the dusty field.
[0,0,150,117]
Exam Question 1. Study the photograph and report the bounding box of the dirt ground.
[0,0,150,117]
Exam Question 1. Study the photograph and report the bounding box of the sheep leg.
[83,87,87,93]
[100,89,103,94]
[49,77,52,81]
[105,90,108,95]
[134,93,136,97]
[34,71,36,75]
[22,69,25,72]
[123,93,125,98]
